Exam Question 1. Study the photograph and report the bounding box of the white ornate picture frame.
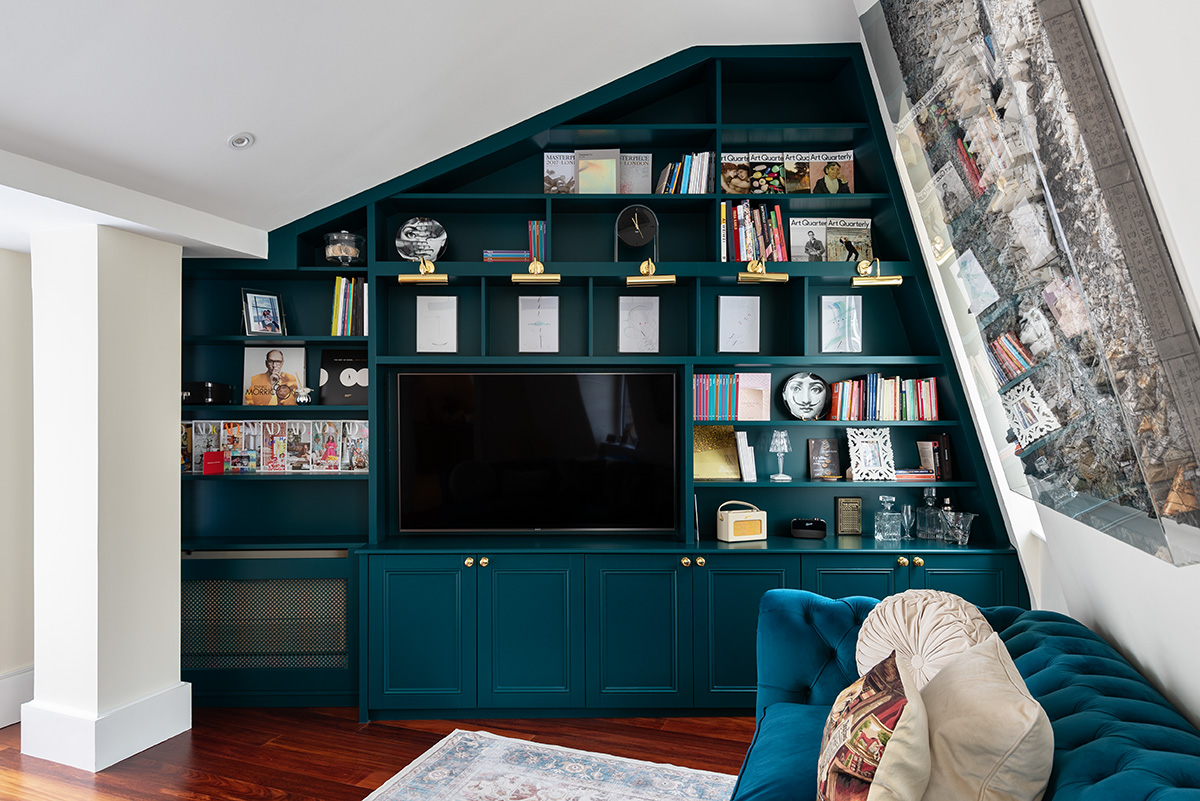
[1002,379,1061,447]
[847,427,896,481]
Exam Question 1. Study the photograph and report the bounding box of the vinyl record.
[395,217,448,262]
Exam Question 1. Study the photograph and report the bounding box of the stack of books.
[721,200,788,263]
[986,331,1037,383]
[693,373,772,421]
[331,276,367,336]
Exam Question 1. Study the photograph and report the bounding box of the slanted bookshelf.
[181,44,1023,714]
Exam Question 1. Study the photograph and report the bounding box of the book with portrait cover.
[783,152,811,193]
[319,349,368,405]
[261,421,288,473]
[543,152,576,194]
[313,420,342,471]
[574,149,619,194]
[191,420,220,473]
[808,151,855,194]
[619,153,653,194]
[341,420,370,472]
[286,421,313,472]
[789,218,830,262]
[825,218,873,262]
[747,152,784,194]
[720,153,752,194]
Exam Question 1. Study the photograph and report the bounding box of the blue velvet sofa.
[732,589,1200,801]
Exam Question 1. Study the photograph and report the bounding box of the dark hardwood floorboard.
[0,709,755,801]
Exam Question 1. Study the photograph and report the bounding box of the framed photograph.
[416,295,458,353]
[847,427,896,481]
[243,346,306,406]
[821,295,863,353]
[717,295,761,353]
[1001,379,1061,447]
[242,288,285,336]
[618,296,659,353]
[518,296,559,353]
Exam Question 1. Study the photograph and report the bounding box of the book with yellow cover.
[693,424,742,481]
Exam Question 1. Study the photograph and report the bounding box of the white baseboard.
[20,681,191,772]
[0,666,34,727]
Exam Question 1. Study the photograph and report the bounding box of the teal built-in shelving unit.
[179,44,1025,716]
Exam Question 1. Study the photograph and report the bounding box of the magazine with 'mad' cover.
[341,420,369,472]
[825,218,873,262]
[314,420,342,471]
[261,421,288,473]
[286,421,313,472]
[191,420,220,473]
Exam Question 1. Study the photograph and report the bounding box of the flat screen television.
[396,371,677,532]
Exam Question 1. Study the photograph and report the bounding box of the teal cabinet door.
[367,554,477,709]
[586,554,693,708]
[693,554,801,708]
[913,553,1020,607]
[478,554,585,708]
[803,553,911,600]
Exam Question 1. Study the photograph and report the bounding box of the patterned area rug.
[364,729,737,801]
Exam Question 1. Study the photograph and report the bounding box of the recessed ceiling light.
[227,132,256,150]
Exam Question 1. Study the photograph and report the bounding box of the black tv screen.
[396,372,677,532]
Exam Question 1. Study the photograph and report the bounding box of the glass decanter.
[916,487,943,540]
[874,495,902,541]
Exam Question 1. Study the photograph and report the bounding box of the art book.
[825,218,873,262]
[243,346,306,407]
[747,152,784,193]
[783,152,810,193]
[808,438,841,480]
[574,149,619,194]
[314,421,342,471]
[790,218,829,262]
[719,153,752,194]
[821,295,864,353]
[693,425,741,481]
[286,421,313,472]
[735,372,772,421]
[808,150,855,194]
[261,421,288,473]
[191,420,220,473]
[319,349,368,405]
[341,420,369,472]
[543,152,576,194]
[619,153,652,194]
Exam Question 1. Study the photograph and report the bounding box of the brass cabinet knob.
[913,557,924,567]
[681,557,692,567]
[695,556,706,567]
[464,557,475,568]
[479,556,490,567]
[897,556,910,567]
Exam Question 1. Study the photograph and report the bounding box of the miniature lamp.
[769,429,792,482]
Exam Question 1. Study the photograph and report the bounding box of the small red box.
[202,451,227,475]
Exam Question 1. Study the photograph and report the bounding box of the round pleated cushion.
[856,589,994,689]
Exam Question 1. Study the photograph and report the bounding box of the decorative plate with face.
[782,371,830,420]
[396,217,448,262]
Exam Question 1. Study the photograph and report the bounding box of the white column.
[21,225,190,772]
[0,248,34,727]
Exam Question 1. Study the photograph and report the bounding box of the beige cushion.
[856,589,994,689]
[816,651,930,801]
[920,633,1054,801]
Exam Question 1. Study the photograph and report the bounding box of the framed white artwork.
[821,295,863,353]
[618,296,660,353]
[717,295,761,353]
[518,296,559,353]
[1002,379,1061,447]
[415,295,457,353]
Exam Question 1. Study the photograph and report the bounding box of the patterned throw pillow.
[817,651,930,801]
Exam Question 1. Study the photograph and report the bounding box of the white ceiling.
[0,1,861,259]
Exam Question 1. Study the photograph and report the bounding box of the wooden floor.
[0,708,756,801]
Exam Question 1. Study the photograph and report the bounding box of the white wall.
[0,248,34,726]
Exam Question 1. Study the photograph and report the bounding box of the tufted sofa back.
[755,589,1200,800]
